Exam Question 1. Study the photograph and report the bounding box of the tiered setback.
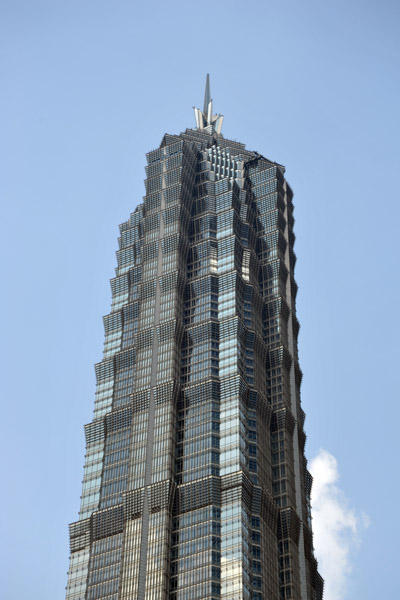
[66,128,323,600]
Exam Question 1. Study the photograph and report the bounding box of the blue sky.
[1,1,399,598]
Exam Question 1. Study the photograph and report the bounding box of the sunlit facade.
[66,76,323,600]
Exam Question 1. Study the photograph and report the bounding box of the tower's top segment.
[193,74,224,134]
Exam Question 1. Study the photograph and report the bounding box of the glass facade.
[66,81,323,600]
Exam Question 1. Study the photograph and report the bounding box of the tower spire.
[194,74,224,134]
[203,73,211,114]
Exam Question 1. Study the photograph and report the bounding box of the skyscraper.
[66,76,323,600]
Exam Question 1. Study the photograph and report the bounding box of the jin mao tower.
[66,76,323,600]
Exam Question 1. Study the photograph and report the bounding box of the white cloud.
[309,449,369,600]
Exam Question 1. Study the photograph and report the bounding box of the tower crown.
[193,74,224,134]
